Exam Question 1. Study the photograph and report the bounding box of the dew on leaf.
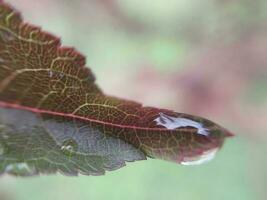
[0,1,233,176]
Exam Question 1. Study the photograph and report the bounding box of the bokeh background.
[1,0,267,199]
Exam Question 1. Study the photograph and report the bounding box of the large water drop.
[181,148,219,165]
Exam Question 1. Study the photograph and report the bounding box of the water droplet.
[181,148,218,165]
[48,70,53,78]
[154,113,209,136]
[5,163,36,176]
[61,139,78,156]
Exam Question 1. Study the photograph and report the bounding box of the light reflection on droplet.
[61,145,74,151]
[181,148,218,165]
[154,112,209,136]
[48,70,53,78]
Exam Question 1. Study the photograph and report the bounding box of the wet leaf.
[0,1,232,176]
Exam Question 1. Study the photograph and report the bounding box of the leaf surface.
[0,1,232,176]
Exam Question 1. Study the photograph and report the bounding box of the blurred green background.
[1,0,267,200]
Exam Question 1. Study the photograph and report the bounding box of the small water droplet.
[181,148,218,165]
[5,163,36,176]
[48,70,53,78]
[61,139,78,156]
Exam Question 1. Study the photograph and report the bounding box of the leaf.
[0,1,233,176]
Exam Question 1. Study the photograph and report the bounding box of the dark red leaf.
[0,1,232,176]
